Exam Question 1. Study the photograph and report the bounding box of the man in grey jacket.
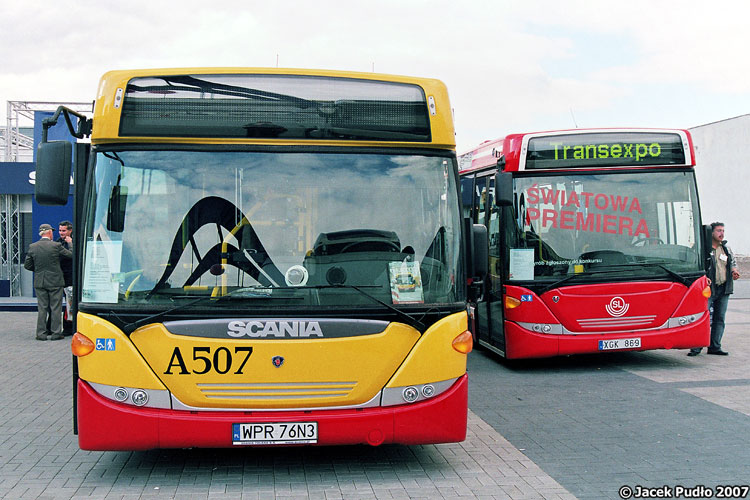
[689,222,740,356]
[24,223,73,341]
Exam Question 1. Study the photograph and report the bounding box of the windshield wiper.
[599,263,691,285]
[538,263,692,295]
[291,284,426,331]
[118,288,296,334]
[537,268,633,295]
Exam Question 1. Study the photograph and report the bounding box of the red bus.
[460,129,711,359]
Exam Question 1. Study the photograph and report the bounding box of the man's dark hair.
[710,222,724,231]
[58,220,73,230]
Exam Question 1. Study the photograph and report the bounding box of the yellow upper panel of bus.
[92,68,455,149]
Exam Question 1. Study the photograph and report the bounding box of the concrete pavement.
[1,291,748,499]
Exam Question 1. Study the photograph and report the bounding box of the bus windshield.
[82,149,463,310]
[502,170,702,282]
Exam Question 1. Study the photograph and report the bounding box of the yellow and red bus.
[35,68,487,450]
[460,129,710,359]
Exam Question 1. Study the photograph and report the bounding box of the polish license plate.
[232,422,318,445]
[598,337,641,351]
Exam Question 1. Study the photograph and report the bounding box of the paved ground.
[1,293,748,499]
[470,296,750,499]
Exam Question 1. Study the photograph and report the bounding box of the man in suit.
[24,223,73,341]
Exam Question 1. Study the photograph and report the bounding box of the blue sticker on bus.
[96,338,116,351]
[520,294,533,302]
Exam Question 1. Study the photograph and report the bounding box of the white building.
[690,115,750,256]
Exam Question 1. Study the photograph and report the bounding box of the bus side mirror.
[472,224,488,279]
[35,141,72,205]
[495,171,513,207]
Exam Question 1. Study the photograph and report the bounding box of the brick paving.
[469,296,750,500]
[2,293,748,499]
[0,311,573,500]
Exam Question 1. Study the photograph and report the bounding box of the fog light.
[131,390,149,406]
[113,387,129,402]
[422,385,435,398]
[679,317,688,326]
[542,324,551,333]
[402,387,419,403]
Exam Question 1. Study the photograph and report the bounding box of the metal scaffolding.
[3,100,92,162]
[0,194,21,295]
[1,100,93,296]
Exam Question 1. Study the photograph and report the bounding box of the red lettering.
[560,210,575,230]
[594,194,608,210]
[619,217,634,236]
[581,192,594,208]
[602,215,617,234]
[609,195,629,212]
[565,190,580,207]
[527,185,540,204]
[541,189,560,204]
[542,209,558,228]
[634,219,650,237]
[576,213,596,232]
[527,207,540,220]
[629,197,642,214]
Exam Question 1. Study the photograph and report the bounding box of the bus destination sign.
[525,132,686,170]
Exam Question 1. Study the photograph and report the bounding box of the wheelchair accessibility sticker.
[95,338,116,351]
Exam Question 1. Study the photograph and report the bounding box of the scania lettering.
[35,68,487,450]
[460,129,710,359]
[227,320,324,338]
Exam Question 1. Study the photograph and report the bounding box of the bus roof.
[459,128,695,174]
[91,68,455,149]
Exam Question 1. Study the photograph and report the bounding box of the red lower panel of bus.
[76,375,468,451]
[504,312,709,359]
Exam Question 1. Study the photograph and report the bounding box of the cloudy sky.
[2,0,750,152]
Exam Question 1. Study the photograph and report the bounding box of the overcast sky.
[3,0,750,152]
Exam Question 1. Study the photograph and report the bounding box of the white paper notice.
[82,241,123,303]
[509,248,535,281]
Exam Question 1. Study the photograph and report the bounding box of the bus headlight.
[131,390,149,407]
[402,387,419,403]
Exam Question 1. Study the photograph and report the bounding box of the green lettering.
[649,143,661,157]
[573,146,585,159]
[585,145,596,159]
[611,145,622,158]
[564,145,571,159]
[551,142,563,160]
[635,144,648,161]
[597,144,609,158]
[623,144,634,158]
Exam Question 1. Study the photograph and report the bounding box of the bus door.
[484,175,507,354]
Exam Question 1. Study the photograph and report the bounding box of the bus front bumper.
[76,374,468,450]
[504,312,710,359]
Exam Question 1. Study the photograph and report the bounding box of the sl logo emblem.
[605,297,629,317]
[272,356,284,368]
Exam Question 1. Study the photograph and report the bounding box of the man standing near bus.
[57,221,74,335]
[689,222,740,356]
[24,223,72,341]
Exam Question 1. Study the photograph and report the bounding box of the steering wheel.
[339,240,401,253]
[633,237,665,247]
